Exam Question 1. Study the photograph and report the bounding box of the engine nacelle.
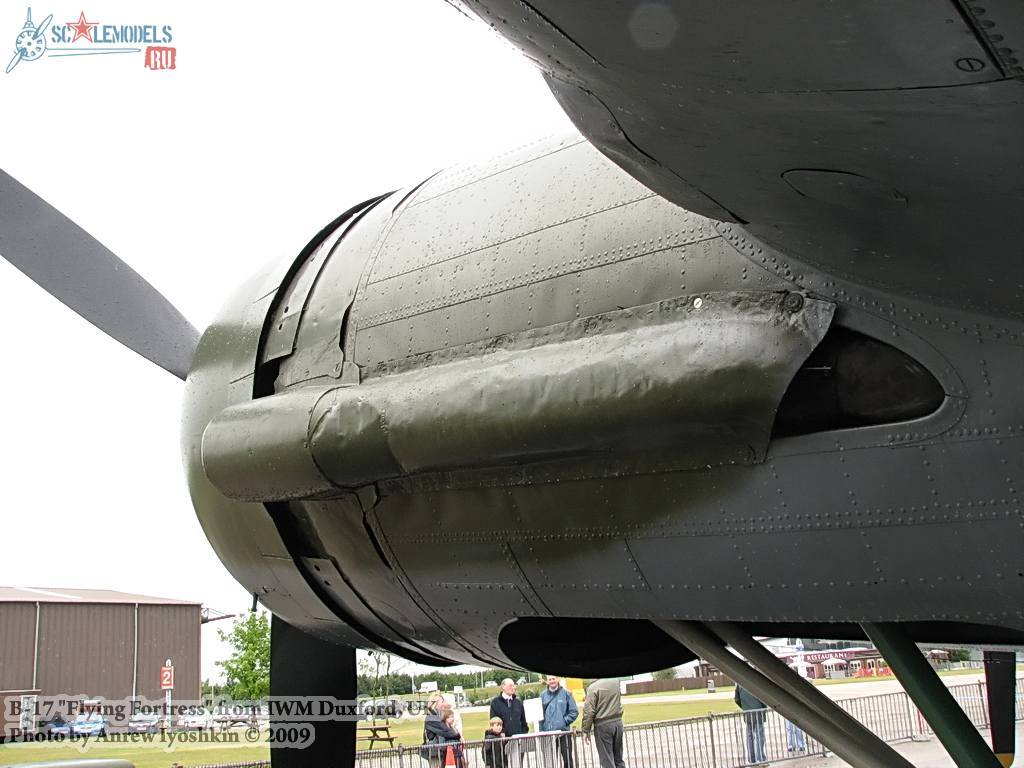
[184,134,1022,674]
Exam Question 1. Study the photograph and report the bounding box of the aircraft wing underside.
[462,0,1024,319]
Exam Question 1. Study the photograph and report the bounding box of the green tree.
[359,650,409,697]
[652,667,678,681]
[217,612,271,700]
[201,678,225,705]
[356,666,529,696]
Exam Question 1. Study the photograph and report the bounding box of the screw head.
[784,292,805,312]
[956,57,986,72]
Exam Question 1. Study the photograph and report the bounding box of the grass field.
[0,731,271,767]
[621,699,738,725]
[621,685,735,699]
[619,666,989,699]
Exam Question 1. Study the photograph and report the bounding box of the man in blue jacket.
[540,675,579,768]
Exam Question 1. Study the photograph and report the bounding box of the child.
[423,703,462,768]
[442,706,466,768]
[483,716,507,768]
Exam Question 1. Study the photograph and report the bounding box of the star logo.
[66,11,98,43]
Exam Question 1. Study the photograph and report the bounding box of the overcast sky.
[0,0,574,682]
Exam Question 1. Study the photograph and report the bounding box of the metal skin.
[6,3,1021,764]
[460,0,1024,320]
[183,135,1024,674]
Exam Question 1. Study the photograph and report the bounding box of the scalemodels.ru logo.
[6,6,175,74]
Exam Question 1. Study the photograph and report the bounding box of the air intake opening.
[499,618,695,677]
[773,326,944,438]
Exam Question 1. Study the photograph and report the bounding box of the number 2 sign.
[160,665,174,690]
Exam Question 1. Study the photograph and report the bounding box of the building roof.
[0,587,200,605]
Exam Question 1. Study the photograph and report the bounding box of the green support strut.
[862,623,1001,768]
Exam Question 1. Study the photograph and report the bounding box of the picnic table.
[357,722,395,749]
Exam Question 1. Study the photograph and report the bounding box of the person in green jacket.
[735,684,768,765]
[581,679,625,768]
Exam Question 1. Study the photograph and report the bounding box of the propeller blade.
[5,50,24,74]
[983,651,1016,767]
[0,170,198,379]
[270,616,357,768]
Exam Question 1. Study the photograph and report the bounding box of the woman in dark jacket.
[422,702,462,767]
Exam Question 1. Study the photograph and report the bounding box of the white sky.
[0,0,574,682]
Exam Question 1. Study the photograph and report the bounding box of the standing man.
[540,675,578,768]
[491,679,529,767]
[785,717,807,754]
[490,679,529,736]
[581,679,625,768]
[734,684,768,765]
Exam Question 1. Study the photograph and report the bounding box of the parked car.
[178,707,213,731]
[212,704,260,729]
[38,713,71,736]
[359,697,406,720]
[70,712,108,737]
[127,712,161,733]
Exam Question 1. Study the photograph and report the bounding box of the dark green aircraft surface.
[1,2,1022,767]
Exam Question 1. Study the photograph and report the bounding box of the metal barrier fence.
[914,676,1024,735]
[356,677,1023,768]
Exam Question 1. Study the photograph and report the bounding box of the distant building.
[0,587,200,737]
[761,636,862,654]
[777,646,888,679]
[693,660,725,678]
